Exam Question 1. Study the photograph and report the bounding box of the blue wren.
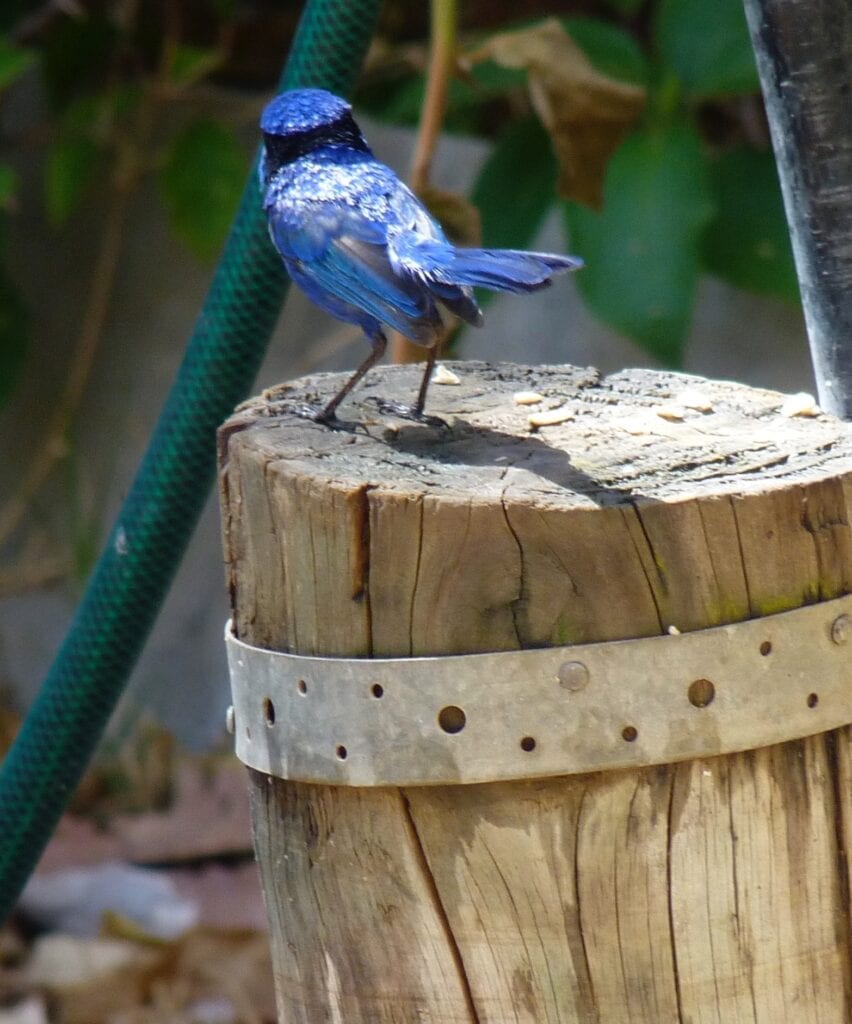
[260,88,582,424]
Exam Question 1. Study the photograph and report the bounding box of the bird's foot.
[366,396,449,429]
[290,403,358,431]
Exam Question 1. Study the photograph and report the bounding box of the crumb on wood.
[432,363,461,386]
[528,406,574,429]
[780,392,820,418]
[655,404,687,422]
[513,390,545,405]
[675,388,713,412]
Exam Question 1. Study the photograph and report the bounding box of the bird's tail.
[442,248,583,294]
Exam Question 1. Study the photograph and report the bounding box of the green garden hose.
[0,0,382,922]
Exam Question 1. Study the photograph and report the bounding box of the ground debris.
[2,738,272,1023]
[3,928,276,1024]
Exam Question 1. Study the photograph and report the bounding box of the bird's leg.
[318,329,387,422]
[293,329,387,427]
[413,344,438,416]
[367,343,448,427]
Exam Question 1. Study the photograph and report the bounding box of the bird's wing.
[266,164,442,338]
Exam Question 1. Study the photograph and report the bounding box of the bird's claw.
[291,403,357,431]
[366,396,449,429]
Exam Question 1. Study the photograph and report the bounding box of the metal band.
[226,594,852,787]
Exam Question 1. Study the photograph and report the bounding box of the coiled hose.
[0,0,382,922]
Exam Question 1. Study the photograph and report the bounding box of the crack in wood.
[623,503,666,635]
[573,786,600,1023]
[400,791,482,1024]
[665,767,685,1024]
[499,490,524,648]
[825,729,852,1016]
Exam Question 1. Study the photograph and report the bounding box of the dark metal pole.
[742,0,852,418]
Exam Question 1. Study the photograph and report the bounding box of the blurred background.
[0,0,812,756]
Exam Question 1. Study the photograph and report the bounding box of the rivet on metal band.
[225,593,852,787]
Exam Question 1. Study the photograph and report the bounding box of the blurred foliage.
[467,19,647,208]
[0,2,261,599]
[566,122,713,365]
[359,0,799,366]
[0,38,31,406]
[159,118,246,261]
[0,0,799,426]
[473,116,557,250]
[0,1,250,420]
[654,0,759,99]
[702,147,799,302]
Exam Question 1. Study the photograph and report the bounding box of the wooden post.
[218,361,852,1023]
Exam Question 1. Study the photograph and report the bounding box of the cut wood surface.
[219,361,852,1023]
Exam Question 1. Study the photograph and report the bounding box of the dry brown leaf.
[467,18,646,208]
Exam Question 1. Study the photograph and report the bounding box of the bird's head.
[260,88,370,171]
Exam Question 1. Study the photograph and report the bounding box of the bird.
[259,87,583,424]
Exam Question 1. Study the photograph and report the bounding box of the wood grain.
[220,361,852,1022]
[249,774,477,1023]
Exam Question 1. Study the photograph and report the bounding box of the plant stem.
[409,0,457,194]
[392,0,457,365]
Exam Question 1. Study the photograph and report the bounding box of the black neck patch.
[262,112,371,171]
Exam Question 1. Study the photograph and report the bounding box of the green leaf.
[472,116,556,250]
[60,93,103,133]
[210,0,237,17]
[0,163,17,207]
[159,120,246,261]
[562,17,650,85]
[362,75,424,126]
[61,85,141,141]
[357,53,528,133]
[42,13,118,110]
[45,137,100,226]
[603,0,646,15]
[167,45,221,87]
[0,38,34,93]
[359,74,493,134]
[0,269,28,408]
[466,59,528,95]
[104,83,142,122]
[655,0,759,98]
[565,123,714,365]
[702,147,799,303]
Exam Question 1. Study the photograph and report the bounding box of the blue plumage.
[260,88,583,423]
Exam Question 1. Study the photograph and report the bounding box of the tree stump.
[218,361,852,1024]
